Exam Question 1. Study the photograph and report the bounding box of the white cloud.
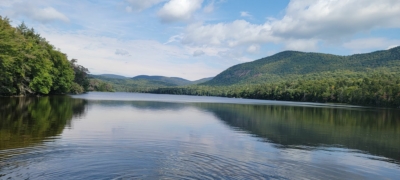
[115,49,131,56]
[182,20,275,47]
[271,0,400,40]
[37,28,220,80]
[34,7,69,22]
[246,44,259,53]
[125,6,133,12]
[6,2,69,23]
[180,0,400,53]
[157,0,203,23]
[240,11,251,17]
[184,46,229,57]
[203,1,214,13]
[125,0,167,12]
[218,49,252,62]
[193,50,205,56]
[164,34,183,44]
[284,39,319,52]
[343,38,400,52]
[0,0,15,7]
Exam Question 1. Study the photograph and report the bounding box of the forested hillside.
[0,16,103,96]
[205,47,400,85]
[150,47,400,108]
[98,74,128,79]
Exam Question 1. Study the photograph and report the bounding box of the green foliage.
[0,17,87,96]
[69,82,84,94]
[88,79,114,92]
[49,50,75,94]
[70,59,90,92]
[0,17,24,95]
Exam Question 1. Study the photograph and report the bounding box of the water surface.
[1,92,399,179]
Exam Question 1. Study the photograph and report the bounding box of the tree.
[70,59,90,92]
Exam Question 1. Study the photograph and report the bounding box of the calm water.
[1,92,399,179]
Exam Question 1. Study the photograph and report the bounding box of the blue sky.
[1,0,399,80]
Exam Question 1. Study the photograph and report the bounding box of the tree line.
[149,70,400,108]
[0,16,112,96]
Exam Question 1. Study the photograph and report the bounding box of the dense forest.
[0,16,112,96]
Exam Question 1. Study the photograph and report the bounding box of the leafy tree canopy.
[0,16,100,96]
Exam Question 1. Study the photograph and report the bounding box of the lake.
[1,92,399,179]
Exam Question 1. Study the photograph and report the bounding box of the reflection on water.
[0,96,87,150]
[0,93,399,179]
[197,104,400,162]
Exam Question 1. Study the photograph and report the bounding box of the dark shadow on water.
[0,96,88,150]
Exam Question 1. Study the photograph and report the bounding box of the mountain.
[205,46,400,85]
[192,77,213,84]
[132,75,192,86]
[98,74,128,79]
[131,76,214,86]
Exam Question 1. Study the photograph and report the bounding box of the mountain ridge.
[204,46,400,86]
[97,74,128,79]
[90,74,214,91]
[131,75,192,86]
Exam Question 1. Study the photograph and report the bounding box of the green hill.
[205,46,400,85]
[192,77,213,84]
[132,75,192,86]
[98,74,128,79]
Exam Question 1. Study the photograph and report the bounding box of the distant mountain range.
[132,75,214,86]
[89,74,214,91]
[90,46,400,93]
[131,75,192,86]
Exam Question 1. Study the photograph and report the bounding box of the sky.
[1,0,400,80]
